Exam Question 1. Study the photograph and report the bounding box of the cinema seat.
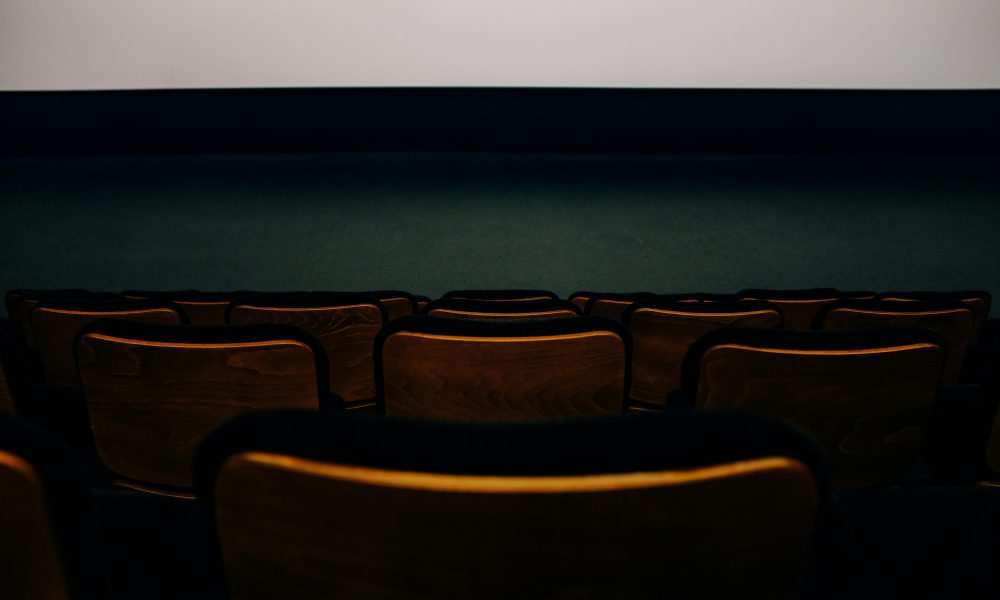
[583,292,658,319]
[7,289,121,349]
[0,413,108,600]
[814,299,976,384]
[443,289,560,302]
[376,316,629,419]
[227,293,386,405]
[31,298,188,387]
[422,298,580,320]
[680,327,946,487]
[737,288,860,330]
[121,290,255,326]
[879,291,992,341]
[622,300,782,408]
[194,409,829,600]
[75,320,333,495]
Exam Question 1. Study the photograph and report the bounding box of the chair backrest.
[7,289,120,348]
[75,320,332,492]
[583,292,658,320]
[622,300,783,406]
[878,291,992,341]
[31,298,188,387]
[227,293,386,403]
[737,288,843,330]
[362,290,419,320]
[815,299,976,384]
[195,410,828,600]
[423,298,580,321]
[443,289,559,302]
[0,414,107,600]
[681,327,946,487]
[376,316,629,419]
[121,290,254,326]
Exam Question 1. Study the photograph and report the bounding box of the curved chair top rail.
[581,292,660,315]
[0,413,108,600]
[812,299,973,329]
[622,299,784,326]
[225,292,388,324]
[443,289,560,302]
[32,297,191,324]
[194,409,830,499]
[679,325,947,404]
[376,314,629,345]
[75,319,332,403]
[878,290,991,317]
[422,298,582,317]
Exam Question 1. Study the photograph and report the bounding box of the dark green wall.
[2,152,998,300]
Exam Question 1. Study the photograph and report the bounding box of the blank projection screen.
[2,0,999,90]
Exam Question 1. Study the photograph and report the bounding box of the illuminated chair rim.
[621,299,784,326]
[812,299,974,329]
[443,289,560,301]
[678,325,948,408]
[422,297,581,316]
[225,292,388,324]
[32,297,191,325]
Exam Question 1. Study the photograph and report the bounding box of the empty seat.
[195,409,829,600]
[443,289,559,302]
[121,290,254,326]
[815,299,976,384]
[737,289,870,330]
[227,293,386,404]
[622,300,783,407]
[879,291,992,341]
[376,316,629,419]
[75,320,333,494]
[31,298,188,387]
[0,413,108,599]
[422,298,580,321]
[679,327,946,487]
[6,289,120,349]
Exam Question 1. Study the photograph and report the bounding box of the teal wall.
[2,153,998,300]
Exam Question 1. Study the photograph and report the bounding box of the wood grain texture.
[0,451,71,600]
[426,308,578,321]
[628,309,781,405]
[381,332,627,419]
[32,307,183,386]
[589,299,635,320]
[215,452,817,600]
[822,308,974,384]
[76,335,322,489]
[740,297,838,330]
[230,304,382,402]
[696,344,943,487]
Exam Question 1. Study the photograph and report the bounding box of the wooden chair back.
[682,327,946,487]
[31,298,187,386]
[423,298,580,321]
[622,300,782,406]
[376,316,629,419]
[227,293,386,403]
[75,320,331,492]
[122,290,253,326]
[737,288,842,330]
[879,291,991,341]
[196,410,826,600]
[815,300,975,384]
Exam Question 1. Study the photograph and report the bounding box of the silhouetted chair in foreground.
[443,289,559,302]
[194,409,832,600]
[121,290,254,326]
[737,289,873,330]
[227,293,386,406]
[422,298,580,320]
[0,413,108,599]
[32,298,189,387]
[679,327,946,487]
[622,300,783,408]
[75,320,334,495]
[814,299,975,384]
[376,316,630,419]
